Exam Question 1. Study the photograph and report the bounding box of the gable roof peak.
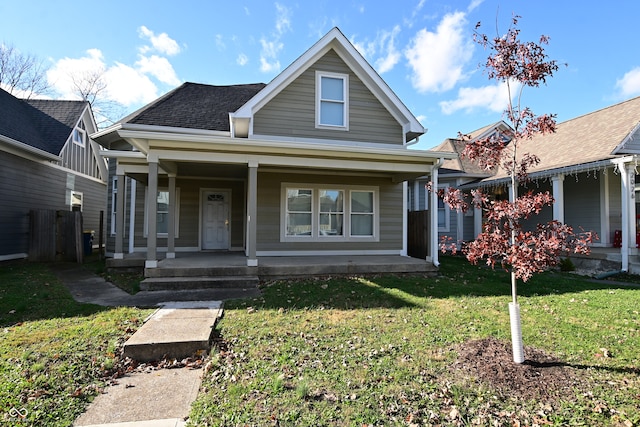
[232,26,424,142]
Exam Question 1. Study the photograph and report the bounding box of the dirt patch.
[451,337,587,402]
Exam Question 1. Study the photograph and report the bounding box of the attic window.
[72,124,86,147]
[316,71,348,130]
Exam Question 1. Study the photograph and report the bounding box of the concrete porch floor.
[106,252,437,279]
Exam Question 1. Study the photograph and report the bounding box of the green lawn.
[0,257,638,426]
[189,257,640,426]
[0,261,153,426]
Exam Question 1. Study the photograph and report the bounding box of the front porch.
[106,252,438,289]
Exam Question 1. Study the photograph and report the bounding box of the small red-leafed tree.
[436,16,596,363]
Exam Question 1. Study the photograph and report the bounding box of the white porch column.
[166,174,176,259]
[402,182,408,256]
[247,162,258,267]
[599,170,610,246]
[146,161,158,268]
[128,179,136,253]
[619,161,636,271]
[430,166,440,266]
[473,205,482,238]
[552,175,565,223]
[114,174,125,259]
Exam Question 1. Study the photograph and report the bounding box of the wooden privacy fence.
[407,210,430,260]
[29,210,84,263]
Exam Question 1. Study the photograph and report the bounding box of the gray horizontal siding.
[0,150,106,257]
[254,49,403,145]
[256,172,403,252]
[131,178,246,250]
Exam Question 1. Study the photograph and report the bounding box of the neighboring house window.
[70,191,83,212]
[282,184,377,241]
[424,184,450,232]
[437,185,450,232]
[72,120,86,147]
[144,188,180,237]
[316,71,348,129]
[110,177,117,236]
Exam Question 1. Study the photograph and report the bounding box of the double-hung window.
[144,188,180,237]
[316,71,348,129]
[283,184,377,241]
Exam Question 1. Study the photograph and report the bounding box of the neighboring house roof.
[485,95,640,182]
[0,88,88,155]
[432,121,510,177]
[120,82,267,131]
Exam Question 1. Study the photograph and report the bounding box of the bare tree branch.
[0,42,50,98]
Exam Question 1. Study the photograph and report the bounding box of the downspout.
[430,158,445,267]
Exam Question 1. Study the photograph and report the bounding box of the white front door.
[202,191,230,250]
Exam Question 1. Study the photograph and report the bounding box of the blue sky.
[2,0,639,150]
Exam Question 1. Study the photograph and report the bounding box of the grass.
[189,256,640,426]
[0,257,638,426]
[0,260,153,426]
[84,255,144,294]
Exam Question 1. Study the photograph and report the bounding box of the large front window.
[283,184,377,241]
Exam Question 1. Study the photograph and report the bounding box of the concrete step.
[123,301,223,362]
[140,275,259,291]
[145,266,254,278]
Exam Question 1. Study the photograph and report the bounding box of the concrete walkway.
[50,263,261,307]
[49,263,257,427]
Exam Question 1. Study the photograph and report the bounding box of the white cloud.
[275,3,292,35]
[237,53,249,66]
[103,63,158,106]
[439,81,518,115]
[46,49,106,99]
[47,48,163,107]
[467,0,484,12]
[351,26,402,74]
[258,3,292,74]
[135,55,181,86]
[375,26,401,74]
[138,26,181,56]
[215,34,226,51]
[405,11,474,93]
[615,67,640,98]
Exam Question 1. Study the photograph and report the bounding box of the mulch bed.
[451,337,587,402]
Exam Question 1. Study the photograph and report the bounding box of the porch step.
[123,301,223,362]
[140,275,260,291]
[145,266,254,278]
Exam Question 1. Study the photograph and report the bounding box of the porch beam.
[146,161,159,268]
[247,163,258,267]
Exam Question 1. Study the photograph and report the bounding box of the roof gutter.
[0,135,61,161]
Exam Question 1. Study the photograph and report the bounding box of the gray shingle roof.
[122,82,266,131]
[0,88,87,155]
[488,95,640,180]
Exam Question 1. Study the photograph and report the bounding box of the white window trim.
[70,190,83,212]
[280,183,378,242]
[315,70,349,131]
[143,187,180,238]
[72,127,86,147]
